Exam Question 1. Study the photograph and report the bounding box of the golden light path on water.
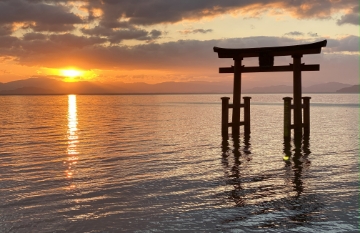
[66,95,79,188]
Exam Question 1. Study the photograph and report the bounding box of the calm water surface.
[0,94,359,232]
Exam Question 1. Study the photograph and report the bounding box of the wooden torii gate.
[214,40,327,140]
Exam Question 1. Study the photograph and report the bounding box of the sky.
[0,0,358,88]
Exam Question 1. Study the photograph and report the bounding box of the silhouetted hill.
[0,78,61,92]
[112,81,232,93]
[0,86,55,95]
[0,78,111,94]
[244,85,292,93]
[0,77,355,94]
[243,82,353,93]
[304,82,351,93]
[57,81,109,94]
[0,78,233,94]
[336,85,359,93]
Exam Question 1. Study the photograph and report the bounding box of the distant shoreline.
[1,78,358,95]
[1,92,359,96]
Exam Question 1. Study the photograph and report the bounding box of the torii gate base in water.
[214,40,327,141]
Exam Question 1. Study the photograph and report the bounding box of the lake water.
[0,94,358,232]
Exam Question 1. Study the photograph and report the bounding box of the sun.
[59,68,84,82]
[40,67,98,82]
[61,69,83,78]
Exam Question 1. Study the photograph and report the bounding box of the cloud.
[107,29,162,43]
[23,32,47,41]
[326,35,359,53]
[48,34,107,48]
[0,33,106,59]
[307,32,319,37]
[0,32,357,85]
[0,0,83,32]
[30,22,77,32]
[82,0,357,27]
[82,26,162,43]
[284,31,304,36]
[179,29,213,34]
[0,24,12,36]
[3,35,354,70]
[0,0,355,45]
[0,35,19,49]
[284,31,320,38]
[337,6,359,25]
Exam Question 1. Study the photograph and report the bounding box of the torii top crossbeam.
[213,40,327,58]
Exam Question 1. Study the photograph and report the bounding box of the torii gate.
[214,40,327,140]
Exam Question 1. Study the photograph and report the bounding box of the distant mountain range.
[245,82,356,93]
[0,78,358,95]
[336,85,359,93]
[0,78,233,94]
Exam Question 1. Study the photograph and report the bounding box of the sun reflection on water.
[66,95,79,187]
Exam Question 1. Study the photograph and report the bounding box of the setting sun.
[61,69,83,78]
[40,67,98,82]
[60,69,84,82]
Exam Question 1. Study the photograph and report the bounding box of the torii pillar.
[292,54,303,139]
[232,58,242,136]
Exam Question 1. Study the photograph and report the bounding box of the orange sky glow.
[0,1,357,87]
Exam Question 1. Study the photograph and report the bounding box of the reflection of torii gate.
[214,40,327,140]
